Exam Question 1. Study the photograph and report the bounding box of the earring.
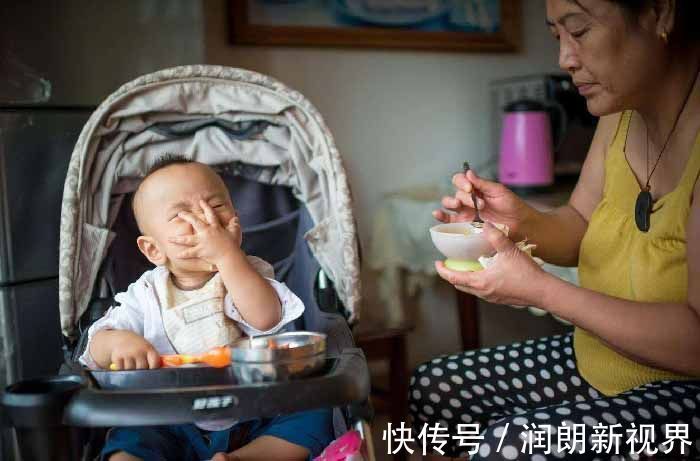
[661,30,669,43]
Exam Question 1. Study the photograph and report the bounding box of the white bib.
[155,272,242,354]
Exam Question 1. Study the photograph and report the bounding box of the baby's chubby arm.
[81,285,161,370]
[173,201,282,331]
[215,249,282,331]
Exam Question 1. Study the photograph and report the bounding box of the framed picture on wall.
[229,0,521,53]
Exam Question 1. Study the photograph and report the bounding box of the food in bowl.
[444,259,484,272]
[229,331,327,383]
[429,222,497,269]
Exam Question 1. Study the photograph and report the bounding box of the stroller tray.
[2,349,370,461]
[64,348,368,427]
[89,355,332,390]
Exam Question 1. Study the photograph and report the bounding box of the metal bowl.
[229,331,327,383]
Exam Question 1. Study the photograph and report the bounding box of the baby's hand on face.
[109,331,160,370]
[169,200,241,266]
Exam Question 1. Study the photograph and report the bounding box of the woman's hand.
[434,170,534,241]
[435,223,550,307]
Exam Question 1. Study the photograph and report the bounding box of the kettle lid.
[505,100,545,112]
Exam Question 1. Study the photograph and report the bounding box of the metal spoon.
[463,162,483,228]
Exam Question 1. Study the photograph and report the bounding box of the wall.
[0,0,205,106]
[205,0,566,365]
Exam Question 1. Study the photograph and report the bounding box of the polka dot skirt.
[409,334,700,459]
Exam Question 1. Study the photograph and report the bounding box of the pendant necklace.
[631,69,699,232]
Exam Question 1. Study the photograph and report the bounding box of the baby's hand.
[225,215,242,248]
[109,331,160,370]
[170,200,242,266]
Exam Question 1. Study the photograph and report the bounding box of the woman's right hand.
[434,170,534,241]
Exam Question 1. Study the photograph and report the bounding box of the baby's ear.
[137,236,167,266]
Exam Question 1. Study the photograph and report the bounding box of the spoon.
[462,162,483,228]
[109,346,232,370]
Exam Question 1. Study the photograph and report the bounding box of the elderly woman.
[409,0,700,459]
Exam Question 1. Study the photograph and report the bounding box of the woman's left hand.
[435,222,550,307]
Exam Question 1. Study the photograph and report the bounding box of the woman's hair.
[572,1,698,42]
[607,0,699,42]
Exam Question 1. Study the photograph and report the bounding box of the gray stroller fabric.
[59,65,361,338]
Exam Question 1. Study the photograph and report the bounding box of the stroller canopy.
[59,65,361,338]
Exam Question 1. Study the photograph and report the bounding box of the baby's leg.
[212,435,308,461]
[101,425,196,461]
[108,452,143,461]
[214,408,334,460]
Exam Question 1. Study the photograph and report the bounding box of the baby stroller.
[1,65,373,460]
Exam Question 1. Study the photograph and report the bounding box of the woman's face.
[546,0,666,116]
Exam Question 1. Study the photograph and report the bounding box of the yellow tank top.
[575,110,700,396]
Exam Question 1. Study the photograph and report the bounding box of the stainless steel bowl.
[229,331,327,383]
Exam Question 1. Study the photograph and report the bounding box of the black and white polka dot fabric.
[409,334,700,459]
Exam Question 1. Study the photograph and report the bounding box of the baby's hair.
[132,153,195,229]
[144,153,193,178]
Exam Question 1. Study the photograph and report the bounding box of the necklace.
[631,69,699,232]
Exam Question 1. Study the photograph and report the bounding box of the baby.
[80,155,332,461]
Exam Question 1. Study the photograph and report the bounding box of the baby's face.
[136,163,236,273]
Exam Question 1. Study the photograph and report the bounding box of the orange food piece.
[202,346,231,368]
[160,346,231,368]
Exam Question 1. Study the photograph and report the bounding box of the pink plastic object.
[498,101,554,187]
[314,430,362,461]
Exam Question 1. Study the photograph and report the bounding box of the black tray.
[70,348,368,427]
[1,349,369,460]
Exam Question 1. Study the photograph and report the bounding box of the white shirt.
[79,256,305,369]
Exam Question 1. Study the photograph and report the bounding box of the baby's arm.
[80,286,160,370]
[223,257,305,337]
[217,250,282,331]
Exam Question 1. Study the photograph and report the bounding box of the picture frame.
[229,0,521,53]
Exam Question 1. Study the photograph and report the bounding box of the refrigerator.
[0,106,93,386]
[1,107,93,460]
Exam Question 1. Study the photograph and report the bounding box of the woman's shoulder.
[584,112,627,167]
[568,112,626,221]
[598,112,627,150]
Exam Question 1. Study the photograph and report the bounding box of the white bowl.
[429,222,495,261]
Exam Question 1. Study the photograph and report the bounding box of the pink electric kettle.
[498,100,556,190]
